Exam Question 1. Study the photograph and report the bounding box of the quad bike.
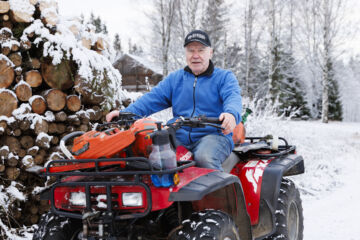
[33,112,304,240]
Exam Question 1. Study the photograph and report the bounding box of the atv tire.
[33,212,82,240]
[168,209,241,240]
[267,178,304,240]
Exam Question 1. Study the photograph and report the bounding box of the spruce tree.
[89,12,108,34]
[269,40,310,118]
[201,0,229,68]
[113,33,123,59]
[326,59,343,120]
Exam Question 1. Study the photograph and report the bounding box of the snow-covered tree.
[89,12,108,34]
[113,33,123,60]
[201,0,230,68]
[148,0,177,76]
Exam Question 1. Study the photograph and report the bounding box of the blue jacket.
[123,63,242,149]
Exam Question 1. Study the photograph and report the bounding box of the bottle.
[160,143,176,169]
[148,144,162,170]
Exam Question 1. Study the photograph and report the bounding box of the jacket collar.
[184,60,214,77]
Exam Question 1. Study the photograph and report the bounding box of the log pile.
[0,0,119,231]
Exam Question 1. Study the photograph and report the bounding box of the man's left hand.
[219,113,236,135]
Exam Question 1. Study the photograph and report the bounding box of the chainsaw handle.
[60,131,84,159]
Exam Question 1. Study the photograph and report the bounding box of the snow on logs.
[0,0,118,229]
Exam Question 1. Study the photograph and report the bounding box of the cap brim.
[184,39,211,47]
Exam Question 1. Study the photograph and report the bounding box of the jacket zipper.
[188,76,198,143]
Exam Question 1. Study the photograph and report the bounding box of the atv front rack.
[41,158,195,221]
[41,157,195,177]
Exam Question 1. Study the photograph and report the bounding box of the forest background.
[60,0,360,123]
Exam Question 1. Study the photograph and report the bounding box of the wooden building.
[113,53,163,92]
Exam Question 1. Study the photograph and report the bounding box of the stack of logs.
[0,0,112,228]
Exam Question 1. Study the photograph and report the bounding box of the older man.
[106,30,242,170]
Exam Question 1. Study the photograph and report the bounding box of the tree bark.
[41,60,74,90]
[0,90,17,117]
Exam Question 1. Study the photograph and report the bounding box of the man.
[106,30,242,170]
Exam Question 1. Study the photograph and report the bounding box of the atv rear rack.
[244,137,296,158]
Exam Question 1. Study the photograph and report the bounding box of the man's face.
[185,42,213,76]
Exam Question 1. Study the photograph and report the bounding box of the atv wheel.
[168,209,240,240]
[267,178,304,240]
[33,212,82,240]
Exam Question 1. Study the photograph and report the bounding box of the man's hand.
[219,113,236,135]
[106,110,120,122]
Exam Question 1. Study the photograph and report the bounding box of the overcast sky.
[58,0,360,56]
[58,0,151,46]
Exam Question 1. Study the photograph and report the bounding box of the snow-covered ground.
[250,120,360,239]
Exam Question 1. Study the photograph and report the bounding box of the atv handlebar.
[170,116,224,130]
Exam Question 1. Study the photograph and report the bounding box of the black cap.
[184,30,211,47]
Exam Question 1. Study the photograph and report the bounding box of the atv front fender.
[253,154,304,239]
[169,171,253,240]
[169,171,240,201]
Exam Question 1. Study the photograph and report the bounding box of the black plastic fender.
[169,171,253,240]
[253,154,304,239]
[169,171,240,201]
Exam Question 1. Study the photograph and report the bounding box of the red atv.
[33,113,304,240]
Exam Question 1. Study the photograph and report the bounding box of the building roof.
[115,53,163,76]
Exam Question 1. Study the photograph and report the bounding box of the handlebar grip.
[200,116,222,125]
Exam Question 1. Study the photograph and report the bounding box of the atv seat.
[222,141,270,172]
[222,152,241,173]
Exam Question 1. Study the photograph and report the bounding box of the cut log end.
[15,82,32,101]
[66,95,81,112]
[0,90,18,117]
[25,70,42,87]
[44,89,66,111]
[0,59,15,88]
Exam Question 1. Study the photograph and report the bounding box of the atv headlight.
[122,192,143,207]
[70,192,86,206]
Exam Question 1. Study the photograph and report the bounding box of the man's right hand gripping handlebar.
[106,110,120,122]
